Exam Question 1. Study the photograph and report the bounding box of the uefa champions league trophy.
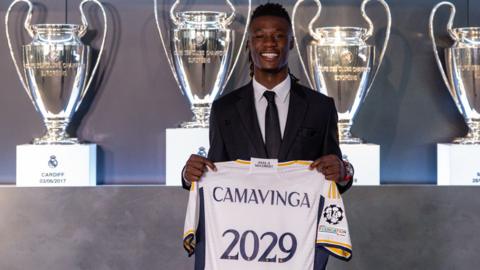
[430,1,480,144]
[155,0,251,128]
[292,0,391,144]
[6,0,107,144]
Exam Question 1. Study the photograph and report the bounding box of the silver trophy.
[155,0,251,128]
[6,0,107,144]
[293,0,391,144]
[430,1,480,144]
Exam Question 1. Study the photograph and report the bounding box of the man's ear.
[289,34,294,50]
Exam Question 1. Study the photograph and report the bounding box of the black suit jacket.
[184,79,352,193]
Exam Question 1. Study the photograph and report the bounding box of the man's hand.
[184,154,217,184]
[309,155,346,183]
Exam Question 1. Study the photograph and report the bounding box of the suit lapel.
[235,83,268,158]
[279,80,308,161]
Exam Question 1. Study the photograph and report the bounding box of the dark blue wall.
[0,0,474,184]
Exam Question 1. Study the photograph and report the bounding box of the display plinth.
[16,144,97,187]
[166,128,209,186]
[341,144,380,185]
[165,130,381,186]
[437,144,480,185]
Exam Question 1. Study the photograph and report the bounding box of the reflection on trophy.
[293,0,391,143]
[155,0,251,128]
[6,0,107,144]
[430,1,480,144]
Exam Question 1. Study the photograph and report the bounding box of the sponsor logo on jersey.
[318,225,347,236]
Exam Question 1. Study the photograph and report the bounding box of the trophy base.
[34,120,79,144]
[16,144,97,187]
[340,143,380,185]
[166,128,209,186]
[339,120,363,144]
[437,143,480,185]
[33,136,79,145]
[340,137,364,144]
[179,121,209,129]
[179,103,211,128]
[452,120,480,144]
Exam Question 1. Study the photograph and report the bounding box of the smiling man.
[182,3,354,269]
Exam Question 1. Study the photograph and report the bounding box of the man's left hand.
[309,155,346,183]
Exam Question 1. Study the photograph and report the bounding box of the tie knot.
[263,91,276,103]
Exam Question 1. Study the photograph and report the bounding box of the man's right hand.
[184,154,217,184]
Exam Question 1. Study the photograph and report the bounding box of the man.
[182,2,354,269]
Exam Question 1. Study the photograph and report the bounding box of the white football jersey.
[183,159,352,270]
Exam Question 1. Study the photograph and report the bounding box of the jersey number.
[220,229,297,263]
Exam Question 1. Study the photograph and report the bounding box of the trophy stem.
[180,103,211,128]
[34,119,78,145]
[453,119,480,144]
[338,119,363,144]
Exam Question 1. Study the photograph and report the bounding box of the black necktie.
[263,91,282,159]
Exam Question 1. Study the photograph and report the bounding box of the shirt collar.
[253,76,291,104]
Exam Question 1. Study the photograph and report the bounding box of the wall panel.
[0,0,475,184]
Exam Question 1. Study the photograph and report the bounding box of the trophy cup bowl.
[23,24,89,144]
[307,27,373,143]
[6,0,107,144]
[293,0,391,144]
[155,0,251,128]
[430,2,480,144]
[171,11,233,128]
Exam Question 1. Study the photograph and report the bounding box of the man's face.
[248,15,293,74]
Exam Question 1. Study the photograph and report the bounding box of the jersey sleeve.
[316,181,352,261]
[183,181,199,256]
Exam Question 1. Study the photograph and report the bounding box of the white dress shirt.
[252,75,291,142]
[253,76,348,187]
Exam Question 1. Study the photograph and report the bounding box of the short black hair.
[250,3,292,26]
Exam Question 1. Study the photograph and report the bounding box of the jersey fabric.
[183,159,352,270]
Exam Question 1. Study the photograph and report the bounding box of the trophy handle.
[223,0,236,26]
[169,0,181,26]
[361,0,391,96]
[155,0,183,95]
[5,0,35,101]
[360,0,375,39]
[429,1,457,98]
[224,0,252,89]
[78,0,108,105]
[292,0,322,89]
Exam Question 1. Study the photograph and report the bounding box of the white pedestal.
[166,128,209,186]
[16,144,97,187]
[437,144,480,185]
[341,144,380,185]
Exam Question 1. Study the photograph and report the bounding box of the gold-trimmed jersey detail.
[327,182,340,199]
[183,232,196,257]
[233,159,313,166]
[316,239,352,249]
[190,181,195,191]
[324,247,352,260]
[183,229,195,239]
